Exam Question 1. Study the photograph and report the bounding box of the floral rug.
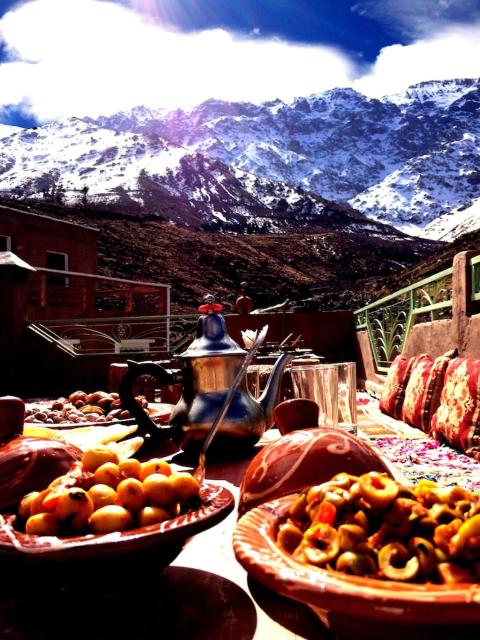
[356,393,480,492]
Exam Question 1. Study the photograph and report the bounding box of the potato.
[143,474,175,507]
[93,462,121,488]
[169,472,200,503]
[89,505,133,533]
[116,478,145,512]
[140,458,172,480]
[137,506,171,526]
[25,513,59,536]
[88,484,118,510]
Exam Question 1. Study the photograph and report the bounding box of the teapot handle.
[118,360,178,443]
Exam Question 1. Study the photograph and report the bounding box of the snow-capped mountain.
[423,196,480,241]
[0,116,400,237]
[0,123,21,139]
[0,77,479,239]
[88,78,480,239]
[349,132,480,233]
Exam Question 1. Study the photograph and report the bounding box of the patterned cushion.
[379,355,416,420]
[420,349,458,433]
[402,354,433,430]
[402,350,457,433]
[431,357,480,461]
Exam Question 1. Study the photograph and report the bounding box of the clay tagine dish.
[233,494,480,640]
[238,427,392,516]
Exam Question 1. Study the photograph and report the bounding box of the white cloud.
[0,0,357,121]
[352,0,480,38]
[1,0,480,123]
[354,23,480,98]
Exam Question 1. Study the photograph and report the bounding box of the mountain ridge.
[0,78,479,240]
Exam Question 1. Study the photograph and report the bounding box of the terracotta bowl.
[0,482,234,565]
[233,495,480,640]
[238,428,392,516]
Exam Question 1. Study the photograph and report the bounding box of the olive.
[335,551,376,576]
[329,473,359,489]
[448,514,480,557]
[344,509,369,533]
[428,503,459,525]
[338,523,367,552]
[409,537,437,576]
[437,562,475,584]
[358,472,399,511]
[300,524,340,566]
[378,542,419,581]
[276,521,304,553]
[455,500,475,518]
[306,485,324,505]
[288,493,308,521]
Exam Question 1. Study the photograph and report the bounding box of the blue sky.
[1,0,480,126]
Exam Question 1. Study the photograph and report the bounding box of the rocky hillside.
[1,198,443,314]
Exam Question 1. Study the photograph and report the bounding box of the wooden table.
[0,431,332,640]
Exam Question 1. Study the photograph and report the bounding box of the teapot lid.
[179,295,247,358]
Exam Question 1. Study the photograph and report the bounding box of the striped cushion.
[402,354,433,430]
[379,355,416,420]
[402,349,457,432]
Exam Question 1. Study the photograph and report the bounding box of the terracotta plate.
[233,495,480,639]
[0,482,233,563]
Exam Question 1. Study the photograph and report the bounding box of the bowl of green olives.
[0,448,234,565]
[233,471,480,640]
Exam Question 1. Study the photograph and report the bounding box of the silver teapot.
[119,300,293,456]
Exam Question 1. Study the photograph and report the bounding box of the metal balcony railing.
[28,314,198,357]
[27,268,170,320]
[354,268,453,371]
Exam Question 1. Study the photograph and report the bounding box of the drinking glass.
[336,361,357,435]
[290,363,339,428]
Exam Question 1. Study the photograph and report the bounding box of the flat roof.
[0,204,99,232]
[0,251,36,270]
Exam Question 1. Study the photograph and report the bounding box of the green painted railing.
[355,267,453,372]
[471,254,480,302]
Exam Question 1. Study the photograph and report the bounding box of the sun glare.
[0,0,479,122]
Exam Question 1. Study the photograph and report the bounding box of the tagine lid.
[179,295,247,358]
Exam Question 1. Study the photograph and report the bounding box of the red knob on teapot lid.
[198,293,223,314]
[180,295,245,358]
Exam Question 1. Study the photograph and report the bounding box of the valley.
[0,198,443,314]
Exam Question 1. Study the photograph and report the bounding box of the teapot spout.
[258,352,294,429]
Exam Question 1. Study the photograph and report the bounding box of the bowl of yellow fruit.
[233,471,480,640]
[0,445,234,565]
